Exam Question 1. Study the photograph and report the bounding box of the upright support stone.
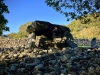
[25,32,36,49]
[28,32,36,39]
[63,31,78,48]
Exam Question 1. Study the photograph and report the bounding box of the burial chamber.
[26,20,78,49]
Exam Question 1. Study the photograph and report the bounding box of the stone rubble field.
[0,39,100,75]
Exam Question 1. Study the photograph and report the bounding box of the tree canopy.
[45,0,100,22]
[0,0,9,35]
[8,22,32,39]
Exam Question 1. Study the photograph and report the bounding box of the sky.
[3,0,72,35]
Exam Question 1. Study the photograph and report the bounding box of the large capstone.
[26,20,78,49]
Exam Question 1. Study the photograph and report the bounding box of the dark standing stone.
[91,38,98,48]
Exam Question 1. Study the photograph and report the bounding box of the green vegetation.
[67,13,100,39]
[8,22,32,38]
[0,0,9,35]
[45,0,100,22]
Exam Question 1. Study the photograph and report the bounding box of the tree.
[45,0,100,22]
[15,22,32,38]
[7,32,17,39]
[0,0,9,35]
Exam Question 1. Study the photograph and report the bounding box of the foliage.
[0,0,9,35]
[68,13,100,39]
[16,22,32,38]
[7,32,17,39]
[8,22,32,38]
[45,0,100,22]
[79,26,100,38]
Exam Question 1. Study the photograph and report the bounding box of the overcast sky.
[3,0,72,35]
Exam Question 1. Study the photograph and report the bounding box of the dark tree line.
[0,0,9,35]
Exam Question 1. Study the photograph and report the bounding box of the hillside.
[67,13,100,39]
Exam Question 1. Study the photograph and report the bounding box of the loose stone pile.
[1,20,100,75]
[1,38,100,48]
[0,46,100,75]
[0,38,27,48]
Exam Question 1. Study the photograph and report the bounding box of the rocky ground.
[0,46,100,75]
[0,38,100,48]
[0,39,100,75]
[0,38,27,48]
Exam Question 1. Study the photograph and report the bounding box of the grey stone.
[34,58,41,65]
[60,55,68,62]
[25,63,36,70]
[25,32,36,49]
[91,38,98,48]
[28,33,36,39]
[18,68,26,73]
[88,66,95,74]
[49,60,56,65]
[10,65,17,71]
[61,68,67,74]
[34,64,44,71]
